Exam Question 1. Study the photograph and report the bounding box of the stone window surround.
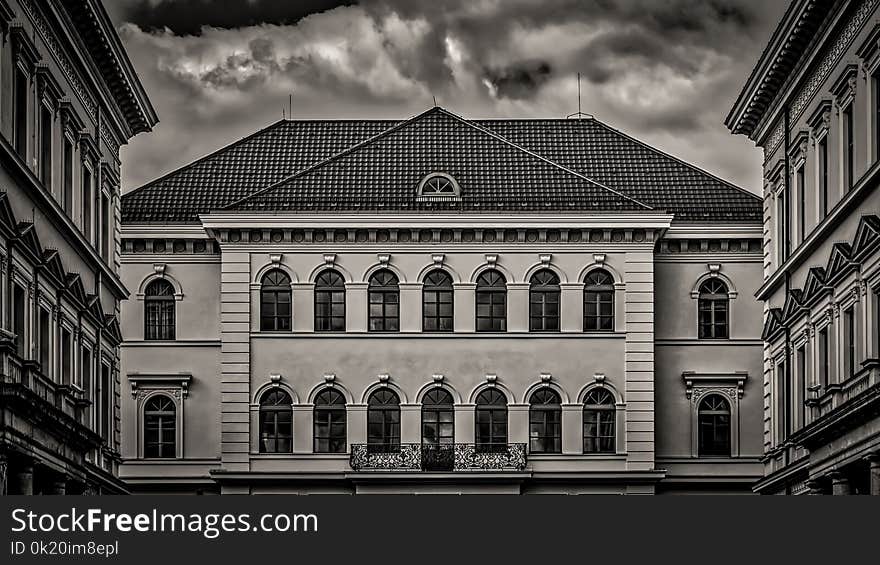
[129,373,190,460]
[682,371,747,458]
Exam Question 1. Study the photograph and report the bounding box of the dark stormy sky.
[106,0,789,194]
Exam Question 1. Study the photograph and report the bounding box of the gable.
[103,315,123,344]
[761,308,785,341]
[41,249,67,286]
[780,289,806,323]
[15,222,43,261]
[231,108,650,213]
[64,273,89,307]
[0,192,18,236]
[851,215,880,260]
[801,267,828,306]
[824,242,854,284]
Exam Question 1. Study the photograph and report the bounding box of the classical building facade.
[0,0,157,494]
[119,107,765,494]
[727,0,880,494]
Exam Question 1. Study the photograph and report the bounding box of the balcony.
[0,334,99,451]
[810,360,880,419]
[350,443,527,472]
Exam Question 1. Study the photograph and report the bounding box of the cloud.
[112,0,787,195]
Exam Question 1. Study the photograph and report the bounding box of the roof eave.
[725,0,833,140]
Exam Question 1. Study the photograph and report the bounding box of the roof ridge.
[226,106,653,212]
[222,107,442,211]
[588,117,761,201]
[451,109,652,210]
[123,118,290,199]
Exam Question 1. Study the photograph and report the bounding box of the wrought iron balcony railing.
[349,443,527,472]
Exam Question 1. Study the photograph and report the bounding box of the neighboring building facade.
[727,0,880,494]
[119,107,765,494]
[0,0,157,494]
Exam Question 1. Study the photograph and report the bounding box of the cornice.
[199,212,676,231]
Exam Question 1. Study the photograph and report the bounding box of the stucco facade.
[0,0,156,494]
[727,0,880,494]
[119,108,766,494]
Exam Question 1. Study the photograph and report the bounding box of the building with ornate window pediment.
[727,0,880,495]
[119,106,765,494]
[0,0,157,495]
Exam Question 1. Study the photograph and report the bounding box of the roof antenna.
[566,72,593,120]
[289,93,293,119]
[432,94,437,107]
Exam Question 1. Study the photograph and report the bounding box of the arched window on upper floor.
[144,279,175,341]
[584,269,615,332]
[260,269,291,332]
[698,279,729,339]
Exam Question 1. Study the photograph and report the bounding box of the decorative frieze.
[656,238,761,254]
[21,0,97,118]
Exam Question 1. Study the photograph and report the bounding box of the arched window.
[698,394,731,457]
[259,389,292,453]
[144,279,175,340]
[529,388,561,453]
[367,389,400,453]
[423,270,453,332]
[315,270,346,332]
[583,388,615,453]
[476,270,507,332]
[584,269,615,332]
[475,388,507,453]
[368,270,399,332]
[698,279,729,339]
[313,388,346,453]
[422,388,454,471]
[144,394,176,458]
[529,269,560,332]
[260,269,291,332]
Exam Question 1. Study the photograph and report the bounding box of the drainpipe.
[782,106,793,481]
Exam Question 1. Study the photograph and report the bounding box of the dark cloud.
[110,1,788,196]
[111,0,356,35]
[485,61,552,100]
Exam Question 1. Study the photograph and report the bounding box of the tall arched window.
[422,388,454,471]
[423,270,454,332]
[315,270,346,332]
[144,279,175,340]
[367,389,400,453]
[260,269,291,332]
[475,389,507,453]
[698,394,731,457]
[144,394,176,458]
[368,270,400,332]
[698,279,729,339]
[313,388,346,453]
[529,269,560,332]
[476,270,507,332]
[583,388,615,453]
[259,389,293,453]
[529,388,561,453]
[584,269,615,332]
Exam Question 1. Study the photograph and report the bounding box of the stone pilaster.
[866,453,880,496]
[454,403,475,444]
[829,471,851,495]
[453,283,476,332]
[291,283,314,332]
[220,251,252,472]
[13,460,34,495]
[624,250,655,471]
[345,283,368,332]
[506,284,530,332]
[560,283,584,332]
